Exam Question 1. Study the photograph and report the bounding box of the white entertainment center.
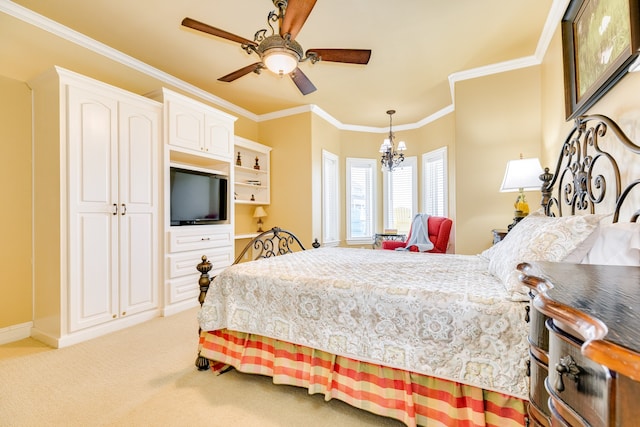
[149,88,236,316]
[29,67,249,347]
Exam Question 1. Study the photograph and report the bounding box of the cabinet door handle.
[201,237,211,241]
[121,203,127,215]
[524,305,530,323]
[555,354,580,393]
[113,203,118,215]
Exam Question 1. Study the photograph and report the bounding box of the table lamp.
[500,157,543,230]
[253,206,267,232]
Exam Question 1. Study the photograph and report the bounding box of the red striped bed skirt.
[199,329,527,426]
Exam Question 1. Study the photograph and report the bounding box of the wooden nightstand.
[519,262,640,427]
[492,229,508,244]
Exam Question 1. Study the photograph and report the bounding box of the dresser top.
[521,262,640,353]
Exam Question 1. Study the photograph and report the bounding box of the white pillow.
[581,222,640,266]
[478,242,498,261]
[488,211,603,301]
[561,216,608,263]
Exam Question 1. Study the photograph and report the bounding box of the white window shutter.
[383,156,417,234]
[422,147,448,217]
[346,158,377,243]
[322,150,339,244]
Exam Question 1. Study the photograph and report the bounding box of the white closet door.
[67,85,119,332]
[117,100,159,316]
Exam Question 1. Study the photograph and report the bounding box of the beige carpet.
[0,308,404,426]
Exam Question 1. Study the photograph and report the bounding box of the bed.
[194,114,640,427]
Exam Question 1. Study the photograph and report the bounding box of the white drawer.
[168,247,233,279]
[168,274,200,305]
[169,225,232,253]
[167,257,229,305]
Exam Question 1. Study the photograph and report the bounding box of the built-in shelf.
[169,149,230,175]
[234,137,271,205]
[235,233,259,240]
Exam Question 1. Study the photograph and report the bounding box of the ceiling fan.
[181,0,371,95]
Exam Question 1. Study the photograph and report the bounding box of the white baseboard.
[1,303,197,347]
[162,299,199,317]
[32,310,161,348]
[0,321,33,345]
[29,328,59,348]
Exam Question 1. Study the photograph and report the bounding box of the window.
[422,147,448,217]
[322,150,339,245]
[383,156,417,234]
[346,158,377,243]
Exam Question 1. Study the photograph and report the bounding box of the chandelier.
[379,110,407,172]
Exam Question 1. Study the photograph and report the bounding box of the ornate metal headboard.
[232,226,308,264]
[540,114,640,222]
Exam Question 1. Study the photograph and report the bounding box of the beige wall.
[455,67,542,254]
[233,115,259,142]
[311,114,342,243]
[0,75,33,329]
[258,113,314,247]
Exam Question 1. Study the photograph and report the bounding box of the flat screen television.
[170,166,228,226]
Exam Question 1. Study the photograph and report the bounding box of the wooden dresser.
[518,262,640,427]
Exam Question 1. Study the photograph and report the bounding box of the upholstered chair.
[381,216,452,253]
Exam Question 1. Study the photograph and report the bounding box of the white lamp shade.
[263,49,298,75]
[500,158,544,192]
[253,206,268,218]
[397,141,407,151]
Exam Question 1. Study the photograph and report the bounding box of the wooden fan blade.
[290,67,317,95]
[182,17,257,47]
[305,49,372,64]
[280,0,317,40]
[218,63,264,82]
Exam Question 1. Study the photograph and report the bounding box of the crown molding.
[0,0,260,122]
[2,0,566,131]
[536,0,570,60]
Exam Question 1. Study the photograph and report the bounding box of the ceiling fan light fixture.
[181,1,371,94]
[263,48,299,75]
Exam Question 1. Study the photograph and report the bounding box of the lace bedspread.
[198,247,529,398]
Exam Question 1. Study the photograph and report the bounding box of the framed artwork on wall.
[562,0,640,119]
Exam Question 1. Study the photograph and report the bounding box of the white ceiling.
[1,0,557,128]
